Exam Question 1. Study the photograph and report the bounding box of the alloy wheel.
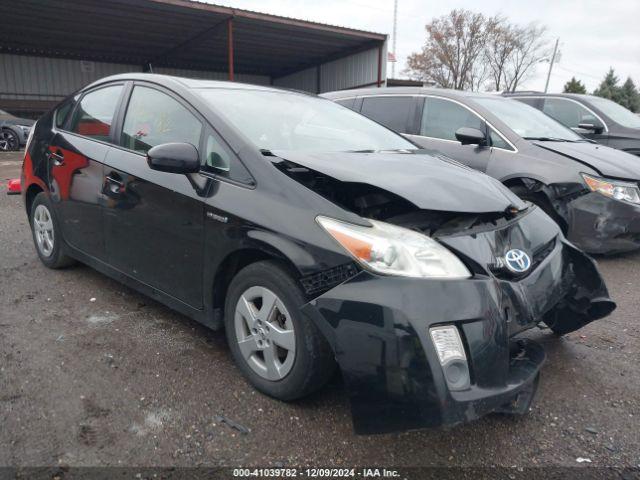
[0,130,19,151]
[234,286,296,381]
[33,204,55,257]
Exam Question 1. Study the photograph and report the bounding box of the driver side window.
[421,97,484,141]
[121,86,202,154]
[542,98,602,129]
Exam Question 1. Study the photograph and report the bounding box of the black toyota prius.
[21,74,614,434]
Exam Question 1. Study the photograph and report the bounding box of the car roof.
[503,92,598,101]
[321,86,505,100]
[83,73,306,95]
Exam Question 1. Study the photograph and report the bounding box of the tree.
[620,77,640,112]
[593,68,623,103]
[502,23,550,92]
[484,17,519,91]
[563,77,587,94]
[405,10,550,92]
[404,10,493,90]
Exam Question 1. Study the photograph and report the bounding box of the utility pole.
[391,0,398,78]
[544,38,559,93]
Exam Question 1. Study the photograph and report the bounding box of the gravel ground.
[1,150,639,471]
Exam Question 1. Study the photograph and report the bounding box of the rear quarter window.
[360,96,414,133]
[68,85,124,142]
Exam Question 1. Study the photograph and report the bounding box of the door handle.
[105,174,125,194]
[49,149,65,166]
[106,175,124,187]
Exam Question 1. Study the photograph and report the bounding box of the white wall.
[274,43,387,93]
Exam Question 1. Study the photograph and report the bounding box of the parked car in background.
[22,74,614,434]
[0,109,35,151]
[323,87,640,254]
[504,92,640,156]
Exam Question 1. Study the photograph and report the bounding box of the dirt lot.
[1,150,639,471]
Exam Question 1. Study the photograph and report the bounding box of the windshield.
[473,97,582,141]
[587,96,640,129]
[196,88,416,152]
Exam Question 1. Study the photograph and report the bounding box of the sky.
[208,0,640,93]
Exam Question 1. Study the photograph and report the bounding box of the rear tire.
[30,193,76,269]
[224,260,336,401]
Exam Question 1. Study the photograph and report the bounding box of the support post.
[544,38,559,93]
[227,17,234,81]
[377,43,383,87]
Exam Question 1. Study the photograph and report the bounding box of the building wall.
[0,54,140,101]
[274,44,387,93]
[0,43,385,114]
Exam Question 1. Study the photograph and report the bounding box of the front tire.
[224,260,336,401]
[30,193,75,269]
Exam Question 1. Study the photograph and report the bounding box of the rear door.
[358,95,419,134]
[406,96,493,172]
[103,83,205,307]
[48,84,124,260]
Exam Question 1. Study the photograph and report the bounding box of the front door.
[542,98,609,144]
[103,84,205,307]
[406,96,494,173]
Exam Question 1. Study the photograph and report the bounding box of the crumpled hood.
[271,150,526,214]
[533,141,640,179]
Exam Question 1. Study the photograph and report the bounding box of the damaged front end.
[511,178,640,255]
[273,151,615,433]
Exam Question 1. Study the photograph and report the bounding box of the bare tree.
[405,9,491,90]
[484,17,519,91]
[503,23,550,92]
[405,10,550,92]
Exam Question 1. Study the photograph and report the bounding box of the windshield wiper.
[523,137,573,142]
[346,148,418,153]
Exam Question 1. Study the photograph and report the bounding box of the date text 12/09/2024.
[233,468,400,478]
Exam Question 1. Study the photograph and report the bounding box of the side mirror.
[455,127,486,146]
[577,123,604,134]
[147,142,200,174]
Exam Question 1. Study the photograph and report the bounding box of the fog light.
[429,326,470,391]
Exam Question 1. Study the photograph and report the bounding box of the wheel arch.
[25,183,44,219]
[502,176,570,233]
[206,243,303,330]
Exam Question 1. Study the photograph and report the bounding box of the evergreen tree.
[563,77,587,94]
[620,77,640,113]
[593,68,623,103]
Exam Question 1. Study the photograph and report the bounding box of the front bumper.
[566,192,640,254]
[302,238,614,434]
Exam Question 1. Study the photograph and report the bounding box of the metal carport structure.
[0,0,387,116]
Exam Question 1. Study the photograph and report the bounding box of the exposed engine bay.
[274,159,526,237]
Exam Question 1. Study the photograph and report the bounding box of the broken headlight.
[316,216,471,279]
[582,173,640,204]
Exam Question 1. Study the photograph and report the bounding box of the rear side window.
[542,98,602,129]
[121,86,202,154]
[55,95,78,129]
[360,96,414,133]
[69,85,123,141]
[512,97,540,108]
[334,98,356,110]
[421,97,484,141]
